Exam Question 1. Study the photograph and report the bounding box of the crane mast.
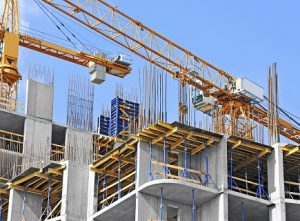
[42,0,300,143]
[0,0,21,111]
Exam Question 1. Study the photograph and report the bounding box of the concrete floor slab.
[91,191,136,221]
[139,179,219,206]
[228,190,270,221]
[285,199,300,221]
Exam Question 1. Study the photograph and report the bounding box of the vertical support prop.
[205,145,209,186]
[102,175,106,209]
[183,137,188,179]
[163,136,167,179]
[241,202,245,221]
[46,178,52,217]
[149,142,154,181]
[192,190,196,221]
[229,147,233,190]
[118,159,121,199]
[160,188,164,221]
[257,157,262,198]
[21,191,26,219]
[0,196,2,221]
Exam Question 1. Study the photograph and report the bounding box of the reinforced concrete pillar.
[7,189,43,221]
[268,143,286,221]
[60,160,90,221]
[199,136,228,221]
[87,171,98,219]
[136,141,166,187]
[23,79,54,168]
[65,128,93,165]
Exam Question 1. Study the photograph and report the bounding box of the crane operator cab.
[191,87,215,115]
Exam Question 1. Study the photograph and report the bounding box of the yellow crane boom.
[0,0,131,111]
[42,0,300,143]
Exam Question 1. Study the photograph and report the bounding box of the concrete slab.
[228,190,270,221]
[139,179,219,206]
[91,191,136,221]
[285,199,300,221]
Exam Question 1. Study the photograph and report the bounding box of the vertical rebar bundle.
[67,75,94,131]
[268,63,280,145]
[28,65,54,85]
[139,64,167,129]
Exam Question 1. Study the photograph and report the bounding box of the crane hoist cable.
[35,0,93,54]
[33,0,80,51]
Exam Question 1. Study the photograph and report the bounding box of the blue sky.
[15,0,300,136]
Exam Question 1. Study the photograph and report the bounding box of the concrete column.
[25,79,54,121]
[268,143,286,221]
[199,193,228,221]
[136,141,166,187]
[135,192,166,221]
[23,79,54,168]
[60,160,90,221]
[65,128,93,165]
[7,189,43,221]
[198,137,228,221]
[200,137,228,189]
[23,118,52,167]
[87,171,98,219]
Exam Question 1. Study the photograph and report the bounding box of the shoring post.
[245,172,249,194]
[118,159,121,199]
[229,147,233,190]
[205,145,209,186]
[46,178,52,217]
[163,136,167,179]
[160,188,164,221]
[192,190,196,221]
[298,174,300,196]
[257,157,262,198]
[183,137,188,179]
[21,191,26,218]
[241,202,245,221]
[102,175,106,209]
[149,142,154,181]
[0,196,2,221]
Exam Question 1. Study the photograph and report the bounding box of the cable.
[36,0,93,54]
[33,0,79,51]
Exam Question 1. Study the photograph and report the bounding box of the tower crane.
[40,0,300,144]
[0,0,132,111]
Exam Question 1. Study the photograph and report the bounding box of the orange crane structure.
[0,0,299,144]
[40,0,300,144]
[0,0,131,111]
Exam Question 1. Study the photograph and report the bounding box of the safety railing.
[285,181,300,199]
[152,161,206,185]
[228,175,269,199]
[0,129,23,153]
[50,144,65,162]
[99,171,136,209]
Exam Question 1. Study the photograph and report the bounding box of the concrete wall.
[23,117,52,167]
[65,128,93,165]
[61,160,90,221]
[268,143,286,221]
[25,79,54,121]
[7,189,43,221]
[136,141,165,187]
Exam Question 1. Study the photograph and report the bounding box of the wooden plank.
[234,149,271,172]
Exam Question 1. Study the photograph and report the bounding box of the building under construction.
[0,1,300,221]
